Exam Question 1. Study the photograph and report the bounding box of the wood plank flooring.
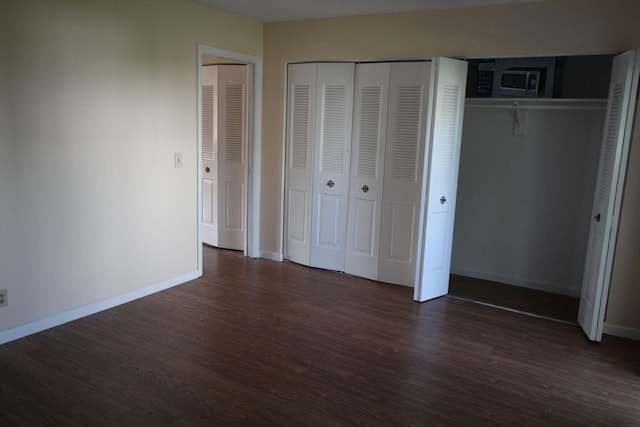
[449,275,580,323]
[0,246,639,426]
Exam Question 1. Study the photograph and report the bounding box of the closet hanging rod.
[465,99,607,111]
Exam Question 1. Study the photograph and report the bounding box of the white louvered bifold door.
[309,63,355,271]
[345,63,391,281]
[578,50,639,341]
[285,64,317,266]
[217,65,248,251]
[202,66,219,247]
[378,62,432,286]
[414,57,468,301]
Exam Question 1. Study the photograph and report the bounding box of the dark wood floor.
[449,275,580,323]
[1,247,639,426]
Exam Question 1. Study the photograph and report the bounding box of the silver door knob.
[440,196,447,204]
[362,185,369,193]
[326,180,334,188]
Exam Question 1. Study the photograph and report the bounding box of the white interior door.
[345,63,391,281]
[378,62,432,286]
[310,63,355,271]
[414,57,468,301]
[202,66,219,247]
[217,65,248,251]
[285,63,317,266]
[578,50,639,341]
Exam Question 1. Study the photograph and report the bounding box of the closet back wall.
[451,106,604,296]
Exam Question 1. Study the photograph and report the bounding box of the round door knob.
[362,185,369,193]
[326,180,334,188]
[440,196,447,204]
[205,167,210,173]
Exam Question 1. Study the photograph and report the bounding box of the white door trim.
[197,44,262,271]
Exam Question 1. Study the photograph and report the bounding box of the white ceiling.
[195,0,548,23]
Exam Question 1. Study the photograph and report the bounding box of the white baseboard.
[603,322,640,341]
[450,266,581,298]
[0,269,201,346]
[259,250,283,262]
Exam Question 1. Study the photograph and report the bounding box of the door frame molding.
[197,44,262,269]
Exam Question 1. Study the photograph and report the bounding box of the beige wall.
[261,0,640,329]
[606,106,640,328]
[0,0,262,333]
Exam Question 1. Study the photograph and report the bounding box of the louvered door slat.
[597,84,624,204]
[430,85,461,187]
[392,87,423,182]
[320,85,346,173]
[291,85,311,169]
[202,85,215,161]
[357,86,383,178]
[224,84,244,163]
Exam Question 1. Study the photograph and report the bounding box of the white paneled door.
[201,65,248,251]
[309,63,355,271]
[285,63,317,266]
[345,63,391,281]
[414,57,468,302]
[378,62,432,287]
[217,65,247,251]
[578,50,639,341]
[285,59,469,292]
[202,66,219,248]
[285,62,354,271]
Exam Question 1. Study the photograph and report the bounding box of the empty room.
[1,0,639,424]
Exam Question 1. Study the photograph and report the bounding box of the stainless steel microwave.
[499,70,541,97]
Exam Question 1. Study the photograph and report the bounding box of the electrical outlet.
[0,289,6,307]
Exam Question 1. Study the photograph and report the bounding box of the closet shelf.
[465,98,607,111]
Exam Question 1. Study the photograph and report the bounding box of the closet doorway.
[449,52,639,341]
[197,45,262,267]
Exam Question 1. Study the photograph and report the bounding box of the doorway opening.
[448,53,630,329]
[197,45,262,273]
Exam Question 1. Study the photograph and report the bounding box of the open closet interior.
[449,54,615,322]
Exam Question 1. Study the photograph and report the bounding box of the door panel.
[578,50,639,341]
[388,203,416,262]
[217,65,247,250]
[379,62,431,287]
[352,198,376,256]
[345,63,391,280]
[310,63,355,271]
[317,193,341,248]
[202,67,218,247]
[415,57,468,301]
[224,181,244,231]
[202,178,217,246]
[285,64,317,266]
[287,189,308,244]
